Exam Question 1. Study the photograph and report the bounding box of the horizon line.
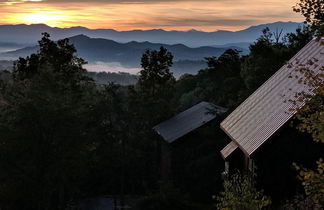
[0,21,304,33]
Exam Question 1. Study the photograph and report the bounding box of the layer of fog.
[0,48,21,54]
[85,62,140,75]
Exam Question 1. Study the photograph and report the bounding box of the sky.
[0,0,304,31]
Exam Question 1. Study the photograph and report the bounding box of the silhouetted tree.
[139,46,175,98]
[204,49,245,108]
[293,0,324,36]
[284,26,314,53]
[0,33,97,210]
[138,46,176,124]
[241,28,291,93]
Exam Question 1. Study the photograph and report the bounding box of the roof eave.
[220,123,251,157]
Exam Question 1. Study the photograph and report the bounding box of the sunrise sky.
[0,0,304,32]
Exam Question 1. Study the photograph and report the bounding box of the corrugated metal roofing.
[220,141,238,159]
[153,101,227,143]
[220,38,324,157]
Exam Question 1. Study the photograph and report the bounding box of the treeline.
[171,59,207,78]
[175,26,313,111]
[0,60,13,71]
[0,59,207,86]
[87,71,138,86]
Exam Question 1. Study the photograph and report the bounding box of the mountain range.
[0,21,306,77]
[1,35,217,77]
[1,35,243,66]
[0,21,305,48]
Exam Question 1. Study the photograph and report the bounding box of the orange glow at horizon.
[13,10,66,27]
[1,0,304,32]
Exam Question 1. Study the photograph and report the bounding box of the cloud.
[44,0,196,3]
[1,0,43,6]
[1,0,193,5]
[121,16,260,29]
[0,0,304,31]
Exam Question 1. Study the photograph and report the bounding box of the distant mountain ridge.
[0,21,305,47]
[1,35,225,76]
[1,35,242,66]
[0,21,306,77]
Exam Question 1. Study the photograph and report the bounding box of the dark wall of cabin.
[252,124,323,206]
[227,147,245,174]
[167,120,228,203]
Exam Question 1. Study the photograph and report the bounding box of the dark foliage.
[293,0,324,36]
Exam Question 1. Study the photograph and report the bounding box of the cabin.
[219,38,324,202]
[153,101,227,144]
[153,101,227,188]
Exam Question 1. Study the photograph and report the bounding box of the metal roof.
[153,101,227,143]
[220,141,238,159]
[220,38,324,157]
